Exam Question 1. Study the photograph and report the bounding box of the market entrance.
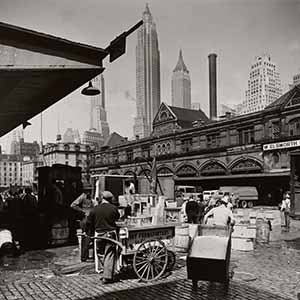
[174,173,290,206]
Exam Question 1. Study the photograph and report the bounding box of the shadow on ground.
[285,237,300,250]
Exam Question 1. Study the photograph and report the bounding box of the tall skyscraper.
[90,74,110,140]
[134,4,161,138]
[171,50,191,109]
[242,54,282,114]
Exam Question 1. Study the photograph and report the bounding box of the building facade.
[11,137,40,159]
[43,142,92,168]
[82,129,104,150]
[134,4,161,138]
[90,85,300,213]
[242,54,282,114]
[22,159,43,187]
[0,154,22,188]
[171,50,191,109]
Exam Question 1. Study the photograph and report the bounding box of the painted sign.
[128,226,175,244]
[263,139,300,151]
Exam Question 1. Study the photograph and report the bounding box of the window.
[126,149,133,162]
[181,138,193,153]
[141,145,150,159]
[289,118,300,136]
[207,133,221,148]
[238,127,255,144]
[65,153,69,160]
[112,152,119,163]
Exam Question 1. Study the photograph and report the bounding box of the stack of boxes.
[231,208,281,251]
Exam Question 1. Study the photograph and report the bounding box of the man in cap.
[71,187,97,261]
[85,191,120,284]
[203,195,234,227]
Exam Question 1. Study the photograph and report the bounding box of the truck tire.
[241,200,248,208]
[247,201,253,208]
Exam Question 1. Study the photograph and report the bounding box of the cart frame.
[92,224,176,282]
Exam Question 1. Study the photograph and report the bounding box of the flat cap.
[102,191,114,201]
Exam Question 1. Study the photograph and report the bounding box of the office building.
[242,54,282,114]
[171,50,191,109]
[134,4,161,138]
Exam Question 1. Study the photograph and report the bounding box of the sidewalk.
[0,220,300,300]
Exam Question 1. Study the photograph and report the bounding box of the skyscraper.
[89,74,110,140]
[171,50,191,109]
[134,4,161,138]
[242,54,282,114]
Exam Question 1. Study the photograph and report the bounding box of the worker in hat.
[203,195,234,227]
[70,187,97,262]
[85,191,120,284]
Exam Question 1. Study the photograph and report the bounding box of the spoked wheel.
[133,239,168,282]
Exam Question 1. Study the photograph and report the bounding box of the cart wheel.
[133,239,168,282]
[241,200,248,208]
[166,250,176,272]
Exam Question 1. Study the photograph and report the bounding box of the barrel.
[256,218,270,244]
[51,219,70,246]
[174,225,190,252]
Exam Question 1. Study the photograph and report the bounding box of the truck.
[218,186,258,208]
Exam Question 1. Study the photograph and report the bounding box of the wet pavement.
[0,219,300,300]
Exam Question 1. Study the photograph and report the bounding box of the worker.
[85,191,120,284]
[70,188,97,261]
[185,196,200,224]
[203,196,235,227]
[281,192,291,231]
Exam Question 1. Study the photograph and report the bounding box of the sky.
[0,0,299,153]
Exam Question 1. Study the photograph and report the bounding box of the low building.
[42,142,93,186]
[0,154,22,189]
[22,158,43,187]
[90,86,300,212]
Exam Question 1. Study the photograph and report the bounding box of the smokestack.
[208,53,217,119]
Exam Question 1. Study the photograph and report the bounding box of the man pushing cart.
[187,196,235,287]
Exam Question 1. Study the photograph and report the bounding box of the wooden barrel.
[174,225,190,252]
[256,218,270,244]
[51,220,70,246]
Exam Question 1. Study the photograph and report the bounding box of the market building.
[90,84,300,216]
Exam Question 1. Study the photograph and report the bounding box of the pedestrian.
[70,188,97,262]
[203,196,235,227]
[281,192,291,231]
[85,191,120,284]
[197,197,205,224]
[22,187,38,250]
[185,196,200,224]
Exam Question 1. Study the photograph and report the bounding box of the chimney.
[208,53,217,119]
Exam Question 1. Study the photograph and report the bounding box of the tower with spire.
[134,4,161,138]
[171,49,191,109]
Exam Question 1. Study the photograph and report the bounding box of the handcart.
[187,225,232,286]
[92,224,177,282]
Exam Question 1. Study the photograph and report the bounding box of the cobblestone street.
[1,220,300,300]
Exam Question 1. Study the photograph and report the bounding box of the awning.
[0,67,103,137]
[0,20,142,137]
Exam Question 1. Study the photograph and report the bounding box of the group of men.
[182,195,235,227]
[0,187,38,254]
